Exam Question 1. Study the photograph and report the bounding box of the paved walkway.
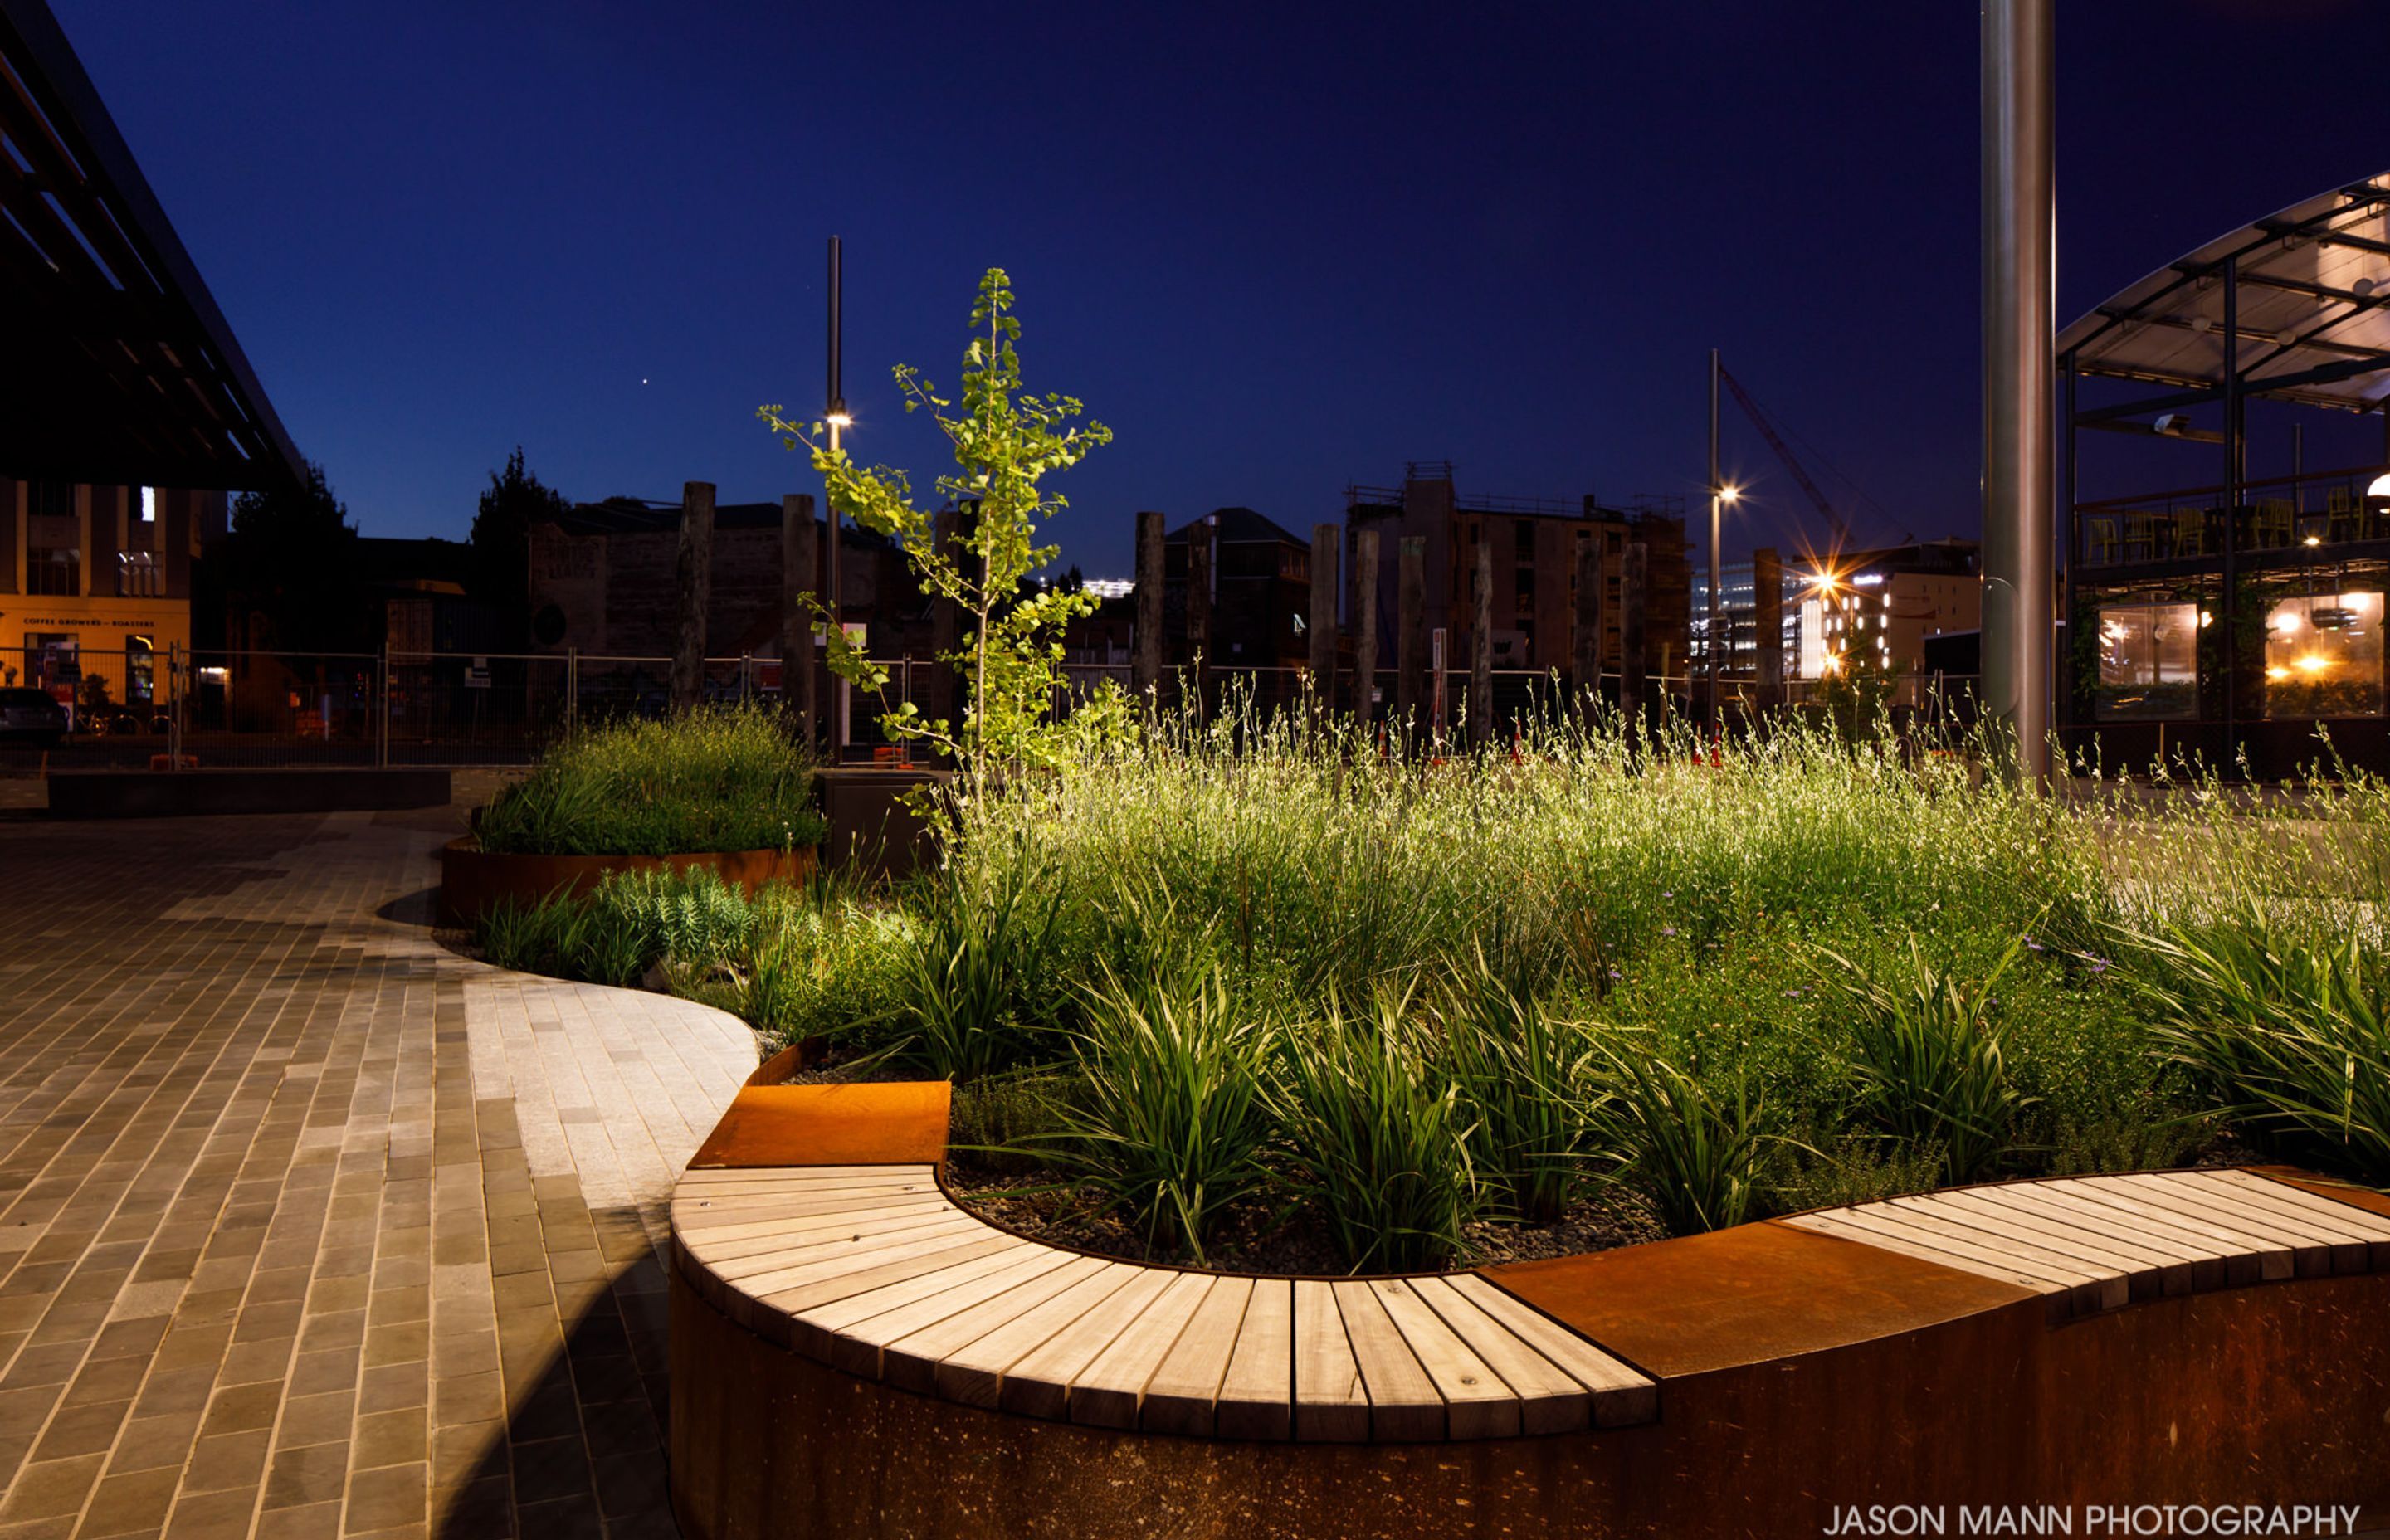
[0,802,758,1539]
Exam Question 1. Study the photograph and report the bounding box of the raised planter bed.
[666,1084,2390,1539]
[817,767,951,879]
[437,839,817,928]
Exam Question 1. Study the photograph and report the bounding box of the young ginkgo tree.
[760,267,1122,786]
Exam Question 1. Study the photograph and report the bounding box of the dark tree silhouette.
[223,461,366,652]
[471,447,569,629]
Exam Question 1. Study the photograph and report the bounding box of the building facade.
[1344,468,1692,685]
[1163,508,1313,670]
[0,477,224,719]
[1792,539,1981,682]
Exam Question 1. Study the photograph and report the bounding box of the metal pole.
[825,235,848,763]
[377,644,388,768]
[1708,348,1722,726]
[2222,257,2242,768]
[1980,0,2056,784]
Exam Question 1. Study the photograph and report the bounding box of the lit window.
[141,486,157,523]
[2096,602,2197,722]
[2265,592,2383,720]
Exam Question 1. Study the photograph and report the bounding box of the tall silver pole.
[1708,348,1722,724]
[1981,0,2055,783]
[825,235,847,763]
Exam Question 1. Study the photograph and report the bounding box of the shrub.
[475,703,824,855]
[880,850,1065,1079]
[2136,914,2390,1181]
[1817,933,2034,1184]
[1593,1040,1767,1235]
[1041,966,1279,1263]
[1439,948,1602,1224]
[1272,988,1480,1272]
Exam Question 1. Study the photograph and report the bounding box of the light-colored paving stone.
[0,803,756,1538]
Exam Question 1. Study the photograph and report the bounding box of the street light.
[825,235,849,759]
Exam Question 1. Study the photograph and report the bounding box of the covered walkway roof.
[2059,175,2390,418]
[0,0,300,489]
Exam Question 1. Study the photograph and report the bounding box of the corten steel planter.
[665,1085,2390,1540]
[436,839,817,928]
[816,767,951,880]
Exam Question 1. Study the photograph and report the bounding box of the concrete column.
[1186,519,1212,722]
[669,481,715,711]
[782,493,817,744]
[1753,545,1784,711]
[1351,526,1378,729]
[1622,541,1648,728]
[1134,511,1164,706]
[1469,539,1493,749]
[1572,534,1604,714]
[1397,536,1426,733]
[1309,523,1338,709]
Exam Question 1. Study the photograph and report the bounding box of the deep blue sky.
[54,0,2390,574]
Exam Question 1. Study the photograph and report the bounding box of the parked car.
[0,688,68,747]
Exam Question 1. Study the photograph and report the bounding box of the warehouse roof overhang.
[2060,175,2390,424]
[0,0,301,490]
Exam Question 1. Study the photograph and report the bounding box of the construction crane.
[1716,363,1852,550]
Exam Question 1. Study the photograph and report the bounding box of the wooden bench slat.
[1406,1276,1588,1435]
[1897,1192,2174,1300]
[679,1202,961,1260]
[1330,1279,1443,1441]
[2115,1173,2348,1276]
[741,1234,1025,1347]
[2206,1170,2390,1265]
[1214,1279,1294,1442]
[1782,1210,2082,1319]
[1855,1199,2125,1312]
[999,1268,1180,1421]
[2036,1178,2287,1284]
[678,1186,946,1234]
[716,1218,992,1303]
[814,1245,1068,1373]
[1291,1279,1368,1444]
[1967,1185,2212,1291]
[891,1255,1124,1401]
[1442,1275,1657,1428]
[1071,1272,1218,1430]
[1367,1279,1517,1440]
[2014,1182,2246,1289]
[1139,1276,1256,1438]
[677,1166,938,1192]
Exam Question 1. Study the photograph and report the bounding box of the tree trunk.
[1134,510,1164,710]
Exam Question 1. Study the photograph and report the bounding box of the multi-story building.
[1792,539,1981,680]
[1163,508,1313,670]
[1344,467,1691,685]
[0,480,227,717]
[1691,556,1804,680]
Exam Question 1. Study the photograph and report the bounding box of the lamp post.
[1705,349,1740,724]
[824,236,852,760]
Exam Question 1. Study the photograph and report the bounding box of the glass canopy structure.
[2061,175,2390,777]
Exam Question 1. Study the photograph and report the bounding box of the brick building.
[1344,467,1693,685]
[1163,508,1314,670]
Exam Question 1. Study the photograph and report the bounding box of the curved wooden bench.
[670,1161,1657,1441]
[666,1083,2390,1539]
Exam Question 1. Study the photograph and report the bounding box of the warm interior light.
[2296,653,2333,676]
[2197,609,2213,627]
[2266,665,2290,682]
[2305,534,2323,548]
[2370,473,2390,501]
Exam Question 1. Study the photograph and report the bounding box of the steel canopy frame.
[2059,175,2390,773]
[0,0,301,489]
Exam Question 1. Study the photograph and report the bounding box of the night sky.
[52,0,2390,575]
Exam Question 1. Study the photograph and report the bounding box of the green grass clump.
[475,704,825,855]
[1273,988,1481,1272]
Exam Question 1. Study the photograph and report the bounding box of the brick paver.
[0,806,757,1538]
